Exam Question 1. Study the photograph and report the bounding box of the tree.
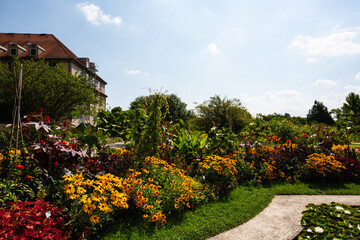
[193,95,252,133]
[0,58,99,121]
[130,93,194,122]
[307,100,334,125]
[332,92,360,126]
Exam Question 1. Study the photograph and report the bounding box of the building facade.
[0,33,107,124]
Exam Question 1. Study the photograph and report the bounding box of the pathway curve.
[208,195,360,240]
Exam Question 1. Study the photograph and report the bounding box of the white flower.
[344,210,351,215]
[314,227,324,233]
[202,175,206,180]
[335,206,344,211]
[45,210,51,219]
[307,228,312,232]
[357,225,360,230]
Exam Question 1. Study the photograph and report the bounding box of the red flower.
[15,165,24,170]
[302,133,307,138]
[44,116,50,124]
[40,108,43,114]
[26,176,33,180]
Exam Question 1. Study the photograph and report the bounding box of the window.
[30,48,37,56]
[10,48,17,56]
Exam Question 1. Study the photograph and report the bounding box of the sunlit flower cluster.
[123,156,203,225]
[331,144,357,158]
[305,153,346,177]
[197,155,237,177]
[63,172,129,225]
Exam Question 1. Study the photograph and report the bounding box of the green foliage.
[96,107,133,140]
[130,91,169,158]
[307,100,335,125]
[130,93,194,123]
[0,57,99,121]
[192,95,252,133]
[172,129,208,165]
[257,113,307,125]
[298,203,360,239]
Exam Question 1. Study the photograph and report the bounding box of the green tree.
[331,92,360,127]
[193,95,252,133]
[307,100,334,125]
[0,58,99,121]
[130,93,194,122]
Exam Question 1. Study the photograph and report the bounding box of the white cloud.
[290,27,360,57]
[242,90,308,116]
[125,69,141,75]
[306,57,320,62]
[124,69,150,76]
[314,79,337,87]
[345,85,360,92]
[318,92,347,110]
[208,43,219,54]
[77,3,122,26]
[355,72,360,80]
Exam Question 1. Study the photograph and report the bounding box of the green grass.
[100,182,360,240]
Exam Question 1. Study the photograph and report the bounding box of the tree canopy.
[130,93,194,122]
[192,95,252,133]
[0,58,99,121]
[332,92,360,127]
[307,100,334,125]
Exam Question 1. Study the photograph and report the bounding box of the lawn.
[100,182,360,240]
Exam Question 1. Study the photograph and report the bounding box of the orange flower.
[15,165,24,170]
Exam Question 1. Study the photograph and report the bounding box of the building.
[0,33,107,124]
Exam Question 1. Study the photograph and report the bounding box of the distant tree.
[193,95,252,133]
[257,113,307,125]
[332,92,360,126]
[307,100,334,125]
[130,93,194,122]
[0,58,99,121]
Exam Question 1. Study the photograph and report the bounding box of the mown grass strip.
[101,182,360,240]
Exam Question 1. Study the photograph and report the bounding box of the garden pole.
[15,64,23,149]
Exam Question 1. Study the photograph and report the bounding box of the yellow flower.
[90,215,100,224]
[64,184,75,194]
[83,203,95,214]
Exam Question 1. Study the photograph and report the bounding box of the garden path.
[208,195,360,240]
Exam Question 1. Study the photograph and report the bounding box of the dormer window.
[30,48,37,56]
[8,42,26,56]
[10,48,17,56]
[27,43,45,57]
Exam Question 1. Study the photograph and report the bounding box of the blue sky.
[2,0,360,117]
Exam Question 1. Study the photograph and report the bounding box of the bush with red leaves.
[0,199,70,240]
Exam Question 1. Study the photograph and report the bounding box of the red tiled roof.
[0,33,106,84]
[0,33,77,59]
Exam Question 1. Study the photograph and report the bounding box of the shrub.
[303,153,346,180]
[196,155,238,195]
[124,156,205,225]
[63,172,129,235]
